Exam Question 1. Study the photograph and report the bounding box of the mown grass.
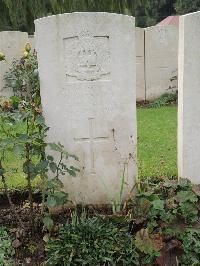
[137,106,177,179]
[0,106,177,190]
[0,118,39,191]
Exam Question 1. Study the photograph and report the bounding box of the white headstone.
[178,11,200,183]
[145,25,178,100]
[35,12,137,205]
[136,27,145,101]
[0,31,29,97]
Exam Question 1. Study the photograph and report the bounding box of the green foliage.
[0,47,79,230]
[0,0,179,32]
[45,178,200,265]
[143,0,170,26]
[46,214,141,265]
[4,48,40,104]
[131,178,199,229]
[179,229,200,265]
[129,178,200,263]
[149,92,177,108]
[175,0,200,14]
[2,0,200,32]
[0,227,15,265]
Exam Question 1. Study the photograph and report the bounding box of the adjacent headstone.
[178,11,200,183]
[145,25,178,100]
[136,27,145,101]
[0,31,29,97]
[35,13,137,205]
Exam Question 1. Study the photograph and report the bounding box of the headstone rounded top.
[182,10,200,18]
[34,12,135,24]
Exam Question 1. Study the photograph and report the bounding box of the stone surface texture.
[145,25,178,100]
[28,35,35,50]
[178,11,200,183]
[0,31,28,97]
[35,12,137,205]
[136,27,145,101]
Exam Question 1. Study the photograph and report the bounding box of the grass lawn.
[137,106,177,179]
[0,106,177,190]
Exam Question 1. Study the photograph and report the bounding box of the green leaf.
[176,190,198,203]
[43,216,54,230]
[178,178,191,189]
[46,179,63,190]
[47,155,53,161]
[152,199,164,210]
[69,166,80,172]
[35,115,45,125]
[23,161,36,179]
[36,160,48,173]
[54,191,68,205]
[49,162,57,173]
[48,143,63,152]
[1,138,14,146]
[67,168,77,177]
[17,133,29,142]
[13,144,24,155]
[47,195,57,208]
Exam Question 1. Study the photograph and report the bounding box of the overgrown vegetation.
[128,177,200,265]
[46,214,141,265]
[45,177,200,265]
[0,227,15,265]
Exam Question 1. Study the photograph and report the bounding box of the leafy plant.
[0,45,79,231]
[149,92,177,108]
[46,214,140,266]
[179,229,200,265]
[4,45,40,105]
[128,178,200,264]
[0,227,15,266]
[43,142,79,230]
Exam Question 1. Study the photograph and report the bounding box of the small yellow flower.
[23,50,29,59]
[24,42,31,52]
[0,52,5,61]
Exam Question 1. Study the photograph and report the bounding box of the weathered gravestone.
[178,11,200,183]
[145,25,178,100]
[35,13,137,204]
[0,31,29,97]
[136,27,145,101]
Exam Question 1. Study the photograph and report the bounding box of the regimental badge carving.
[64,30,111,81]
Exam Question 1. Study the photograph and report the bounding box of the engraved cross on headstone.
[74,118,109,174]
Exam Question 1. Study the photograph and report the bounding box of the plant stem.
[56,152,63,180]
[41,150,47,215]
[25,143,34,228]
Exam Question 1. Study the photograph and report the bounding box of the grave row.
[0,12,198,204]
